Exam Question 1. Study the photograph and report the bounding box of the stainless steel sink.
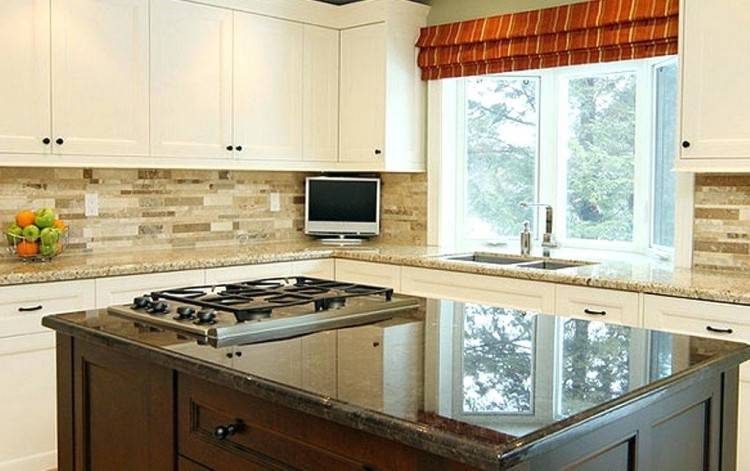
[440,252,593,270]
[443,253,532,265]
[514,260,585,270]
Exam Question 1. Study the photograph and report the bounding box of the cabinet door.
[0,0,51,154]
[680,0,750,160]
[303,25,339,162]
[234,13,303,160]
[339,23,386,163]
[150,0,233,159]
[0,333,57,471]
[52,0,149,156]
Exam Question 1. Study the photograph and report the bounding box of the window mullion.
[538,70,558,243]
[633,62,653,253]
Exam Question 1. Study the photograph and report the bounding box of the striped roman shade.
[416,0,679,80]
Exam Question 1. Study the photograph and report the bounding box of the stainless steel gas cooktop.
[107,276,419,347]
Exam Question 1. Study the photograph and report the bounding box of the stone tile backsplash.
[0,168,426,255]
[693,174,750,270]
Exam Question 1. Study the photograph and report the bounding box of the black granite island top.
[43,299,750,470]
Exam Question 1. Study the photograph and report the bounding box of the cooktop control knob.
[175,306,196,320]
[148,301,170,315]
[196,309,217,324]
[132,296,150,309]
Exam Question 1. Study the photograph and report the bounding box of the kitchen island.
[44,298,750,471]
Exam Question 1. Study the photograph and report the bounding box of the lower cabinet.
[95,269,205,308]
[0,332,57,471]
[334,259,401,291]
[400,266,556,314]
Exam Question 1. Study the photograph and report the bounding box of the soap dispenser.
[520,221,531,256]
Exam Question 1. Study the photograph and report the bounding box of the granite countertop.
[2,241,750,305]
[42,301,750,469]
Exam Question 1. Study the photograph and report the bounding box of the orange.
[15,210,35,228]
[16,240,39,257]
[52,219,66,232]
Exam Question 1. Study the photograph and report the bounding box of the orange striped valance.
[416,0,679,80]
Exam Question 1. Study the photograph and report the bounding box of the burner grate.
[149,276,394,322]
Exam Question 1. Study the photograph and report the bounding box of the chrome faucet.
[519,202,558,256]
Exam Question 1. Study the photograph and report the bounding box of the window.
[453,58,678,256]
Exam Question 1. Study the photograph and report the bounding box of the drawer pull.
[583,308,606,316]
[706,326,733,334]
[17,305,43,312]
[214,423,239,440]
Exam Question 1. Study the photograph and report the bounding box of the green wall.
[426,0,589,26]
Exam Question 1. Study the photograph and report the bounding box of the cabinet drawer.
[335,260,401,291]
[178,376,373,471]
[95,270,204,307]
[400,267,555,314]
[643,295,750,344]
[0,279,95,338]
[556,286,640,326]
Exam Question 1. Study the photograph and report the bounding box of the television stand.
[319,235,365,246]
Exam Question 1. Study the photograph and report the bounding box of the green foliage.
[565,74,636,241]
[465,78,537,237]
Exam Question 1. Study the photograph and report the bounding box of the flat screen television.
[305,177,380,237]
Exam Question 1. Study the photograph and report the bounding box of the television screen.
[305,178,380,235]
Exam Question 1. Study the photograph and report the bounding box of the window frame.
[452,57,678,258]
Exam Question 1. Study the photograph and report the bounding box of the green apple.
[5,223,23,245]
[40,242,56,258]
[40,227,59,246]
[34,208,56,229]
[22,225,40,242]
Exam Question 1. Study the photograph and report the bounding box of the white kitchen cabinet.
[400,267,556,314]
[205,259,334,285]
[556,286,640,327]
[51,0,149,156]
[95,270,205,308]
[0,0,51,155]
[0,279,96,338]
[234,13,303,161]
[0,333,57,471]
[0,279,95,471]
[642,294,750,342]
[334,260,402,291]
[339,16,426,171]
[340,23,386,164]
[303,25,339,162]
[150,0,233,159]
[677,0,750,171]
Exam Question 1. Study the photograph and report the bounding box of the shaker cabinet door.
[680,0,750,161]
[303,25,339,162]
[150,0,233,159]
[51,0,149,156]
[339,23,386,163]
[0,0,51,155]
[234,13,303,161]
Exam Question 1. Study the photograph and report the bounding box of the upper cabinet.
[234,14,303,161]
[150,0,233,159]
[677,0,750,172]
[340,18,425,172]
[0,0,428,171]
[52,0,149,156]
[340,24,387,164]
[303,25,339,162]
[0,0,50,155]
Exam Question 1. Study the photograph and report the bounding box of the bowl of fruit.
[5,209,68,262]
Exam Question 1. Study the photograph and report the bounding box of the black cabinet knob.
[226,145,233,151]
[681,140,690,148]
[214,423,238,440]
[235,145,243,151]
[42,137,51,145]
[55,138,64,145]
[374,149,382,155]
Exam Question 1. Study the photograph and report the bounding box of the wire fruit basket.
[5,226,69,262]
